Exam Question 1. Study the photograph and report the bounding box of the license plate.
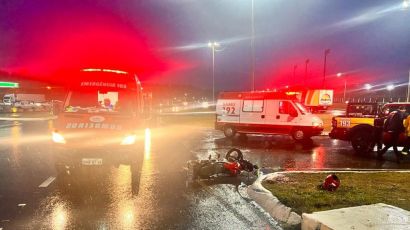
[81,158,103,166]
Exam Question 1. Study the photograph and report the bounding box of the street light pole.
[293,65,297,86]
[343,79,347,101]
[407,69,410,102]
[305,59,309,85]
[337,72,347,101]
[212,46,215,104]
[251,0,255,91]
[208,42,220,104]
[323,49,330,88]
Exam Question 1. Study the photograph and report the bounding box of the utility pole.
[323,49,330,88]
[208,42,220,104]
[305,59,309,85]
[251,0,255,91]
[293,65,297,86]
[407,69,410,102]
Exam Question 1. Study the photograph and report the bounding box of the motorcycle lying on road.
[186,148,258,184]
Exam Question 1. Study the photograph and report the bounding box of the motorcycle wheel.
[225,148,244,162]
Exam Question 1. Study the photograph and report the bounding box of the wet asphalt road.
[0,115,409,229]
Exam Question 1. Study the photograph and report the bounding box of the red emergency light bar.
[219,91,297,100]
[81,68,128,74]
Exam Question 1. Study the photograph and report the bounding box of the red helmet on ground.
[322,174,340,191]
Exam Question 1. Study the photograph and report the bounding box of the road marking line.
[38,176,56,188]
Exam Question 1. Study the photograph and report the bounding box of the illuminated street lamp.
[403,0,409,9]
[364,84,372,90]
[208,41,220,104]
[337,72,347,101]
[387,84,395,102]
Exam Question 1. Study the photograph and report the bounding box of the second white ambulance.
[215,91,324,141]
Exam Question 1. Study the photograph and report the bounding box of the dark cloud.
[0,0,409,90]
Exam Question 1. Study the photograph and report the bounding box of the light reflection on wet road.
[0,116,409,229]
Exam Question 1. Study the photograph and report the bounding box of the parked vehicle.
[3,93,45,105]
[331,102,410,155]
[3,93,48,111]
[329,102,382,153]
[215,91,324,141]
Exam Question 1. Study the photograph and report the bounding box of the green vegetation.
[263,172,410,215]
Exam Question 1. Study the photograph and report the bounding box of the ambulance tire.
[224,126,236,139]
[292,129,309,142]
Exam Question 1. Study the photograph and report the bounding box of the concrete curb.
[247,173,302,228]
[0,116,57,121]
[247,170,410,229]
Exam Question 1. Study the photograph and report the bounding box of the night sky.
[0,0,409,92]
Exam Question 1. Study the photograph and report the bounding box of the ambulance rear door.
[239,99,265,125]
[216,99,241,123]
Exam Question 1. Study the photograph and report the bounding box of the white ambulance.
[215,91,324,141]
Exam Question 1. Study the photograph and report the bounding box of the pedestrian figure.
[401,112,410,155]
[377,106,406,163]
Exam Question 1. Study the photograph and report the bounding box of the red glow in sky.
[2,5,195,83]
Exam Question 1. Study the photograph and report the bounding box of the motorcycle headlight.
[52,132,66,144]
[121,134,137,145]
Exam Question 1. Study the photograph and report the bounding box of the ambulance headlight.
[121,134,137,145]
[312,122,323,127]
[52,131,66,144]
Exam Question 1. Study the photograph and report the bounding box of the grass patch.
[262,172,410,215]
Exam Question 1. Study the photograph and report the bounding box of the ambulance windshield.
[64,90,135,115]
[294,102,309,114]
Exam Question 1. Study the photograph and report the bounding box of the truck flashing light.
[82,68,128,74]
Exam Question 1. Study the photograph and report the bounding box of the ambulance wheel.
[224,126,236,138]
[292,129,306,141]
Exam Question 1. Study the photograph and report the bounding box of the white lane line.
[38,176,56,188]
